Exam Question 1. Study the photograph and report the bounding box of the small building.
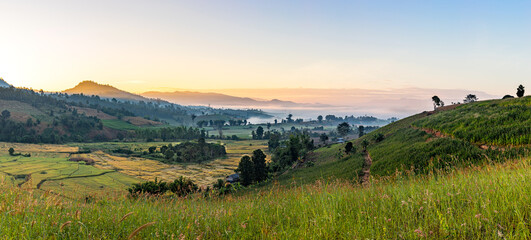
[337,138,345,143]
[226,173,240,183]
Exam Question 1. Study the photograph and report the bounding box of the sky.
[0,0,530,95]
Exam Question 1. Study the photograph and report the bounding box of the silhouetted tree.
[286,114,293,123]
[319,133,329,144]
[266,122,271,130]
[236,155,254,186]
[345,142,355,154]
[464,94,478,103]
[317,115,323,123]
[431,96,443,110]
[361,139,369,152]
[502,95,514,99]
[517,84,525,98]
[358,125,365,138]
[1,110,10,119]
[256,126,264,139]
[337,122,351,137]
[374,133,384,142]
[8,148,15,156]
[252,149,267,182]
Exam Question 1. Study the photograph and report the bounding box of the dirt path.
[413,126,508,151]
[360,151,372,185]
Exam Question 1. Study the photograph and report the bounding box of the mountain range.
[63,81,150,102]
[61,80,320,108]
[141,91,327,108]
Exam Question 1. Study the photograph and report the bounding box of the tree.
[164,149,175,160]
[358,125,365,138]
[317,115,323,123]
[502,95,514,99]
[431,96,443,110]
[361,139,369,152]
[8,148,15,156]
[517,84,525,98]
[374,133,384,142]
[337,122,351,137]
[266,122,271,130]
[286,114,293,123]
[252,149,267,182]
[236,155,254,186]
[213,120,226,138]
[463,94,478,103]
[319,133,329,144]
[148,146,157,154]
[256,126,264,139]
[1,110,10,119]
[191,114,197,123]
[345,142,355,154]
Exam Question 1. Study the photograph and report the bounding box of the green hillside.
[0,96,529,239]
[276,96,530,184]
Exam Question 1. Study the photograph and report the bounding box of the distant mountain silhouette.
[141,91,329,108]
[0,78,11,88]
[63,81,148,101]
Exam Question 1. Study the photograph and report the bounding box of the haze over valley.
[0,1,529,239]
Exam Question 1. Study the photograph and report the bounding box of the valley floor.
[0,157,529,239]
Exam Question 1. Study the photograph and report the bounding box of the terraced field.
[71,140,269,186]
[0,139,269,198]
[0,144,139,198]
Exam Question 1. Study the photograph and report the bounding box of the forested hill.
[58,81,271,123]
[274,96,530,185]
[0,86,269,143]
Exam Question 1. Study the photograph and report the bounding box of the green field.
[0,139,270,196]
[69,140,269,186]
[0,152,139,198]
[414,96,531,146]
[0,157,528,239]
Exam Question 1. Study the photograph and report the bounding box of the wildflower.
[475,214,482,218]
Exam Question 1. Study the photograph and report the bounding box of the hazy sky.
[0,1,529,94]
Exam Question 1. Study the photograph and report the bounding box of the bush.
[128,177,198,197]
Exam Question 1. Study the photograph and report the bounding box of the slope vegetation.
[276,96,530,184]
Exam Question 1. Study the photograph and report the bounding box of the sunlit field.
[0,140,269,197]
[70,140,269,187]
[0,157,528,239]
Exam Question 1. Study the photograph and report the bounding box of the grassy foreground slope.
[414,96,530,146]
[275,97,530,185]
[0,158,529,239]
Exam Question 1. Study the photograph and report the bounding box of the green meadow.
[0,157,528,239]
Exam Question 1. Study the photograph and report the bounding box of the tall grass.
[0,158,529,239]
[414,96,531,146]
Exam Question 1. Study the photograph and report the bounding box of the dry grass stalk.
[119,212,134,223]
[128,222,156,240]
[60,221,72,231]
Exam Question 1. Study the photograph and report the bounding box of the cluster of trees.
[503,85,526,99]
[433,85,525,108]
[135,127,204,141]
[154,138,226,163]
[7,147,30,157]
[236,149,268,186]
[0,109,104,144]
[269,133,315,172]
[316,114,389,125]
[128,177,198,197]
